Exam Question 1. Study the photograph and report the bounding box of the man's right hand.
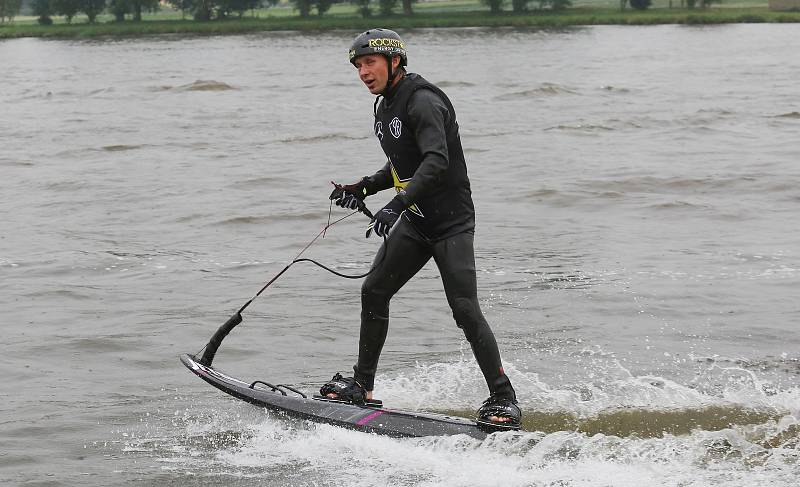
[330,178,371,210]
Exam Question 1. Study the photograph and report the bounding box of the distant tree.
[401,0,415,14]
[629,0,650,9]
[291,0,311,16]
[53,0,79,22]
[0,0,23,21]
[166,0,194,19]
[109,0,129,20]
[81,0,105,22]
[214,0,242,19]
[699,0,719,6]
[354,0,370,17]
[33,0,54,23]
[511,0,527,12]
[482,0,503,14]
[686,0,696,7]
[378,0,395,14]
[315,0,331,15]
[127,0,158,21]
[193,0,212,19]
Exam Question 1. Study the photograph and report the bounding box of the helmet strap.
[382,55,405,100]
[383,55,394,99]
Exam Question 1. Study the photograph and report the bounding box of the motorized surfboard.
[181,353,501,439]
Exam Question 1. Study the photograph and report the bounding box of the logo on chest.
[374,121,384,141]
[389,117,402,139]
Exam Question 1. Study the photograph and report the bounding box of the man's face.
[353,54,399,95]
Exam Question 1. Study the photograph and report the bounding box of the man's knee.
[361,280,391,319]
[450,297,484,334]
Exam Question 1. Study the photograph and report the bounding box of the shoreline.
[1,8,799,39]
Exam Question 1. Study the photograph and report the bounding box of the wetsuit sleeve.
[364,161,394,195]
[397,88,451,207]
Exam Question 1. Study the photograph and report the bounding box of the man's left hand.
[366,196,406,238]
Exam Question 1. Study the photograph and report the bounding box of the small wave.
[772,111,800,119]
[516,269,597,290]
[600,85,630,93]
[525,188,561,199]
[675,108,737,127]
[435,81,476,88]
[278,133,366,144]
[581,175,750,194]
[20,90,55,100]
[696,355,800,376]
[102,144,144,152]
[214,216,274,226]
[28,335,138,354]
[0,159,34,167]
[105,250,157,259]
[44,180,86,191]
[468,129,515,138]
[696,108,736,117]
[604,117,645,129]
[648,200,708,210]
[213,212,324,226]
[173,212,213,223]
[86,87,116,96]
[24,288,93,300]
[164,80,237,92]
[235,176,293,188]
[544,123,615,133]
[514,186,597,208]
[494,83,578,100]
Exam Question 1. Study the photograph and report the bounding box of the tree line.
[8,0,574,23]
[26,0,284,24]
[1,0,725,25]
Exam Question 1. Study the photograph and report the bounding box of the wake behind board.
[181,353,496,439]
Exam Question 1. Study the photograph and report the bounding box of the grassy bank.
[2,7,799,39]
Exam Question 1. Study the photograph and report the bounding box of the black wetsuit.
[352,73,516,402]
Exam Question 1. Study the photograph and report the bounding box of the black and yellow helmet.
[349,28,408,67]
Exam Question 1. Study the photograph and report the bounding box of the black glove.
[330,178,371,210]
[367,196,406,238]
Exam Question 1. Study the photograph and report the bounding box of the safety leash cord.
[195,203,385,363]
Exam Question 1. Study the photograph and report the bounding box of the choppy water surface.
[1,25,799,486]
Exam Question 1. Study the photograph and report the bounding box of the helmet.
[349,28,407,67]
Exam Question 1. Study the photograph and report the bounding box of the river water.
[1,25,798,486]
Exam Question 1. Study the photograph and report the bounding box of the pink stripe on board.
[356,410,385,426]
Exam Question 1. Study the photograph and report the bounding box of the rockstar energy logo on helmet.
[349,29,408,66]
[368,38,405,49]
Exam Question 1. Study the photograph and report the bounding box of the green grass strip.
[2,8,799,39]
